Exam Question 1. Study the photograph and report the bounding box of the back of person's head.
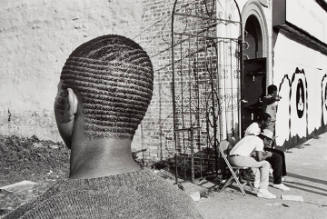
[267,84,277,95]
[253,112,271,129]
[256,112,271,123]
[57,35,153,139]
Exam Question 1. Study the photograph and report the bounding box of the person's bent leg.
[276,149,287,176]
[252,168,260,188]
[230,156,276,199]
[256,160,276,199]
[266,148,287,177]
[266,151,283,184]
[265,149,290,191]
[230,156,270,190]
[257,160,270,190]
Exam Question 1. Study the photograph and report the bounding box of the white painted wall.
[0,0,143,140]
[274,33,327,146]
[286,0,327,44]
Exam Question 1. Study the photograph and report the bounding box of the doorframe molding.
[242,0,270,86]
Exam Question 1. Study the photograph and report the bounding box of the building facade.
[272,0,327,148]
[0,0,326,162]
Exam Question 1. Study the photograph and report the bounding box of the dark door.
[241,58,266,135]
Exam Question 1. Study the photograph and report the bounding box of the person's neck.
[69,137,141,179]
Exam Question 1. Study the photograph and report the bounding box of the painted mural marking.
[296,79,305,118]
[277,68,310,148]
[322,74,327,126]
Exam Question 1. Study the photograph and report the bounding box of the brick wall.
[133,0,176,161]
[134,0,227,161]
[135,0,242,162]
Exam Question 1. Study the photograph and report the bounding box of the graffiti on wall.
[321,74,327,126]
[277,67,327,149]
[296,79,305,118]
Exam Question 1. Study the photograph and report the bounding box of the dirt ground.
[0,135,70,216]
[1,134,327,218]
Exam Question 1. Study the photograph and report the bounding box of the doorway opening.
[241,15,267,134]
[244,15,263,59]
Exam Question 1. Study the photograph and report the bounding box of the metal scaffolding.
[171,0,243,182]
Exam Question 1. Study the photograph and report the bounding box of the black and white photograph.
[0,0,327,218]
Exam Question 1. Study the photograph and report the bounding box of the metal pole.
[233,0,243,139]
[190,128,195,182]
[171,0,178,185]
[210,56,218,174]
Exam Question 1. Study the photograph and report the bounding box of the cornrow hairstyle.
[59,35,153,139]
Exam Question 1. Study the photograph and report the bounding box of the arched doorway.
[240,2,269,134]
[244,15,263,59]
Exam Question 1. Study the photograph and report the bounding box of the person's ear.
[54,86,79,149]
[67,88,78,118]
[54,87,78,123]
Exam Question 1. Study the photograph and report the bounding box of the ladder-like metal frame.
[171,0,243,183]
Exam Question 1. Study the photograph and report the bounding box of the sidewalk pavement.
[193,132,327,219]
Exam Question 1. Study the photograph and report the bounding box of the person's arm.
[255,151,272,161]
[264,95,282,104]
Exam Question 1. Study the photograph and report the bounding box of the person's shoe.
[253,180,260,189]
[251,186,259,193]
[257,189,276,199]
[272,183,290,191]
